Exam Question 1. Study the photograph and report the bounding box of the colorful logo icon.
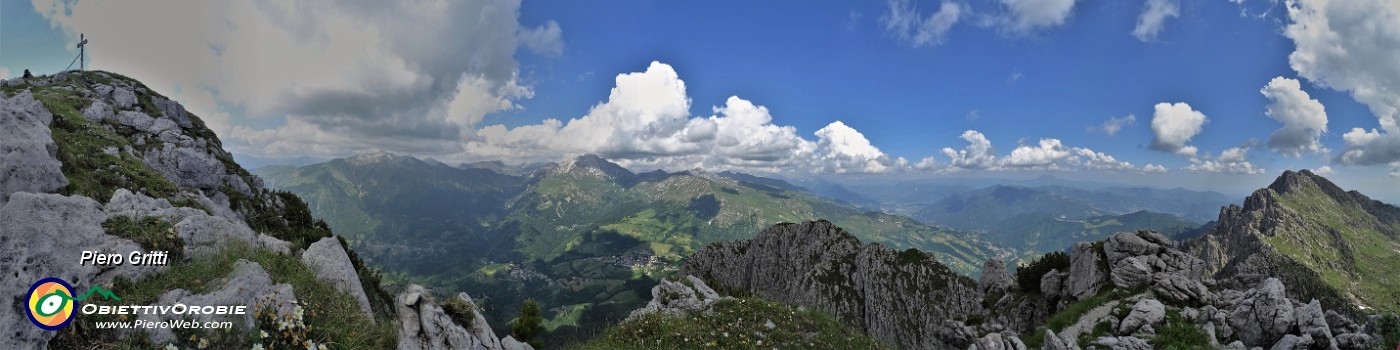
[26,278,77,330]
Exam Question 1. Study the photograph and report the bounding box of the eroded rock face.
[1089,336,1153,350]
[1043,329,1081,350]
[104,188,206,224]
[682,220,984,350]
[1065,242,1107,300]
[1229,278,1296,347]
[138,260,299,345]
[301,236,373,320]
[1293,299,1336,350]
[0,91,68,205]
[396,284,530,350]
[1117,299,1165,336]
[173,214,258,258]
[1102,231,1213,305]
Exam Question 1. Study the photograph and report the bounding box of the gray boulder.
[1152,272,1214,304]
[1110,257,1153,289]
[1089,336,1153,350]
[1065,242,1108,300]
[1333,333,1374,350]
[1104,231,1165,264]
[1041,269,1065,298]
[141,143,228,190]
[980,259,1013,293]
[627,275,724,320]
[0,91,68,205]
[1117,299,1165,336]
[151,96,193,128]
[1271,334,1314,350]
[1293,299,1337,350]
[82,100,112,122]
[0,193,152,349]
[1043,329,1082,350]
[139,260,298,345]
[301,236,373,319]
[104,188,205,224]
[112,110,178,135]
[966,332,1026,350]
[1229,278,1296,347]
[173,214,257,258]
[112,86,136,109]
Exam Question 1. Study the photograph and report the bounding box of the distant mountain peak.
[551,154,635,181]
[345,151,416,165]
[1258,169,1352,206]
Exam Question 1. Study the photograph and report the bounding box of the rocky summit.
[663,216,1396,350]
[0,72,530,350]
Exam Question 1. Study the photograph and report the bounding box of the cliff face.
[681,220,984,349]
[1184,170,1400,311]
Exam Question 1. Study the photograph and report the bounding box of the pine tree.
[511,299,544,347]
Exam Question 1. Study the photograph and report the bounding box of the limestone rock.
[1110,257,1153,289]
[141,142,228,190]
[0,193,152,349]
[1041,269,1065,298]
[112,110,178,135]
[1270,334,1314,350]
[1117,299,1165,336]
[173,214,257,258]
[82,99,112,122]
[1293,299,1336,350]
[1065,242,1108,300]
[112,86,136,109]
[1333,333,1374,350]
[1152,272,1214,304]
[301,236,373,319]
[397,284,528,350]
[0,91,68,205]
[966,332,1026,350]
[979,259,1013,293]
[1229,278,1296,347]
[151,96,193,128]
[104,188,205,223]
[1089,336,1153,350]
[627,275,724,320]
[1043,329,1082,350]
[138,260,298,344]
[681,220,984,350]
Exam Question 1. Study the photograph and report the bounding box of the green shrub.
[1151,310,1212,350]
[896,248,931,265]
[443,297,478,329]
[1378,313,1400,350]
[1016,251,1070,293]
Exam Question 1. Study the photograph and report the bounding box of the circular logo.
[26,278,77,330]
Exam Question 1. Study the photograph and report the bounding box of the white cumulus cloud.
[1284,0,1400,166]
[1133,0,1180,42]
[1149,102,1208,157]
[32,0,547,159]
[518,20,564,56]
[1185,147,1265,174]
[1260,76,1328,158]
[1141,163,1168,173]
[1093,114,1136,136]
[1312,165,1335,175]
[942,130,999,170]
[815,121,897,173]
[939,131,1136,172]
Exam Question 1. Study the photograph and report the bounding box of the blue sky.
[3,0,1398,199]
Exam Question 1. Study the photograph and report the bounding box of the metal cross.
[76,34,88,71]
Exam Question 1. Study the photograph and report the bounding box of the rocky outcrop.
[966,332,1026,350]
[681,220,984,350]
[1102,231,1212,304]
[396,284,531,350]
[1088,336,1152,350]
[979,259,1013,294]
[1116,299,1165,336]
[627,275,724,320]
[1064,242,1107,300]
[138,260,299,344]
[0,91,68,205]
[173,214,259,258]
[301,236,374,319]
[1043,329,1081,350]
[1227,278,1296,347]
